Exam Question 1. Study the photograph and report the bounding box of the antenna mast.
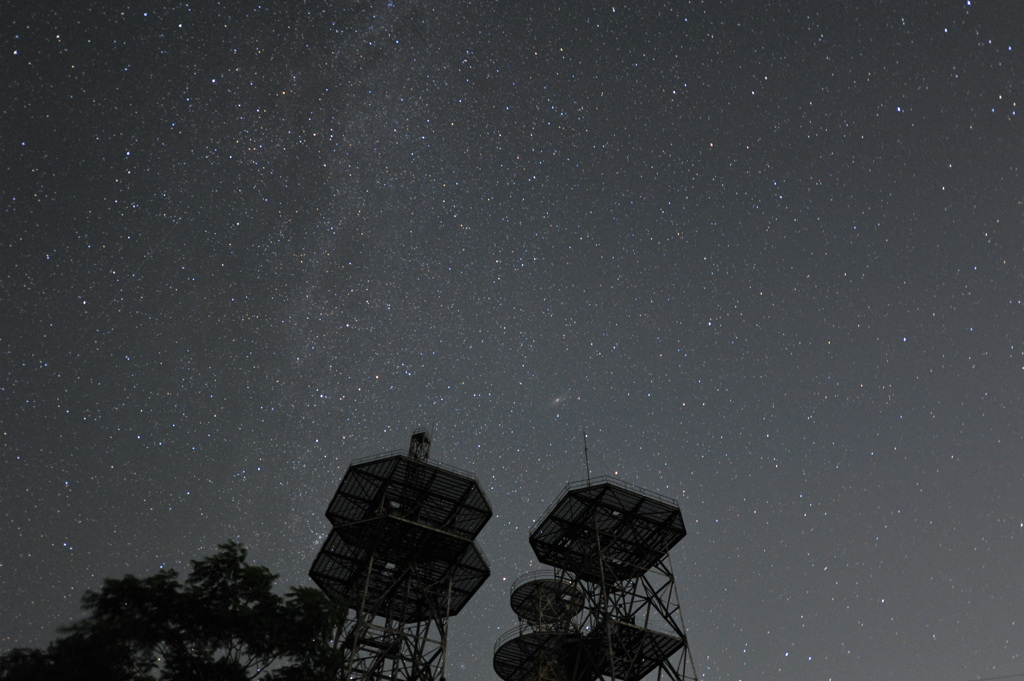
[583,430,591,483]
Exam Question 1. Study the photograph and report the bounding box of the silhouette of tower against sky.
[494,476,698,681]
[310,429,492,681]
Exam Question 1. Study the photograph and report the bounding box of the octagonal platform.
[310,527,490,622]
[325,451,492,564]
[529,477,686,583]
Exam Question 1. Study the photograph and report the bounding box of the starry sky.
[2,1,1023,680]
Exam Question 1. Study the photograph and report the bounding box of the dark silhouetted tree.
[0,542,346,681]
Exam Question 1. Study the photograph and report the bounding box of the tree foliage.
[1,542,346,681]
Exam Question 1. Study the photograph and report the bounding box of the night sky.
[3,1,1023,680]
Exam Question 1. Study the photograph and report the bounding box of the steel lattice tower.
[311,430,492,681]
[494,476,699,681]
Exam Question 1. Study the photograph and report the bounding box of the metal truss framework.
[495,477,699,681]
[311,430,492,681]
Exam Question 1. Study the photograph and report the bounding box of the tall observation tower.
[494,476,698,681]
[310,429,492,681]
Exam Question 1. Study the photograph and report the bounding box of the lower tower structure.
[494,477,698,681]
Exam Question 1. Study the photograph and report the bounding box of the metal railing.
[529,475,680,535]
[349,448,486,486]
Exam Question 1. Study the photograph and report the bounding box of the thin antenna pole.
[583,430,591,483]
